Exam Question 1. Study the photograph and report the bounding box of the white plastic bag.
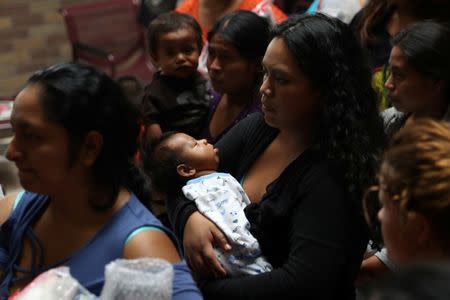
[100,258,174,300]
[9,267,96,300]
[253,0,275,25]
[312,0,367,24]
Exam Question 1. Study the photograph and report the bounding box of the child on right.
[142,12,211,141]
[142,132,273,276]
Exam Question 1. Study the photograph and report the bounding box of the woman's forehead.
[263,38,302,75]
[209,35,236,52]
[11,84,56,130]
[13,85,43,118]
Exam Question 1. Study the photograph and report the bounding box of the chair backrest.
[60,0,145,66]
[0,97,14,130]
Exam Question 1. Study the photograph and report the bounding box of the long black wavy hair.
[26,63,151,210]
[272,14,386,204]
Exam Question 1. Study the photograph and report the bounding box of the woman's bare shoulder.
[123,229,181,263]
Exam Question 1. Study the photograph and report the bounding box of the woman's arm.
[123,230,181,263]
[356,254,390,287]
[166,200,230,278]
[199,172,365,300]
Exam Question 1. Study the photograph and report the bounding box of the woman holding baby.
[167,13,385,300]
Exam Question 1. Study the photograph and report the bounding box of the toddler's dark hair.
[141,132,187,195]
[147,12,203,57]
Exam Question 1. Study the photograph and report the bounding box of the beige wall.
[0,0,92,97]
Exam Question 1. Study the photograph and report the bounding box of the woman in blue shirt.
[0,63,202,299]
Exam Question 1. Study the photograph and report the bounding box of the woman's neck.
[411,241,449,265]
[46,183,126,228]
[410,99,448,121]
[277,126,312,154]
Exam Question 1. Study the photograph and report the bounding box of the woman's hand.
[183,212,231,279]
[355,255,389,287]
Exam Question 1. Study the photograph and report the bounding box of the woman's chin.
[263,111,279,128]
[18,175,48,195]
[17,172,34,187]
[390,98,409,113]
[18,179,37,193]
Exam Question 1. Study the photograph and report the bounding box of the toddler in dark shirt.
[142,12,211,141]
[142,132,272,276]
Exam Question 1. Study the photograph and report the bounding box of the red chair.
[0,97,14,137]
[60,0,155,84]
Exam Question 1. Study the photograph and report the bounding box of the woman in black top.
[350,0,450,110]
[166,14,385,299]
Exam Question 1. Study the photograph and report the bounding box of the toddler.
[142,12,210,140]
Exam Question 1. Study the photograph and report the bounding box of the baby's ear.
[177,164,196,178]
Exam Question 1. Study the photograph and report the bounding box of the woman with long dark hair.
[167,14,385,299]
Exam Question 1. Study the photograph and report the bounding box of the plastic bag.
[253,0,275,26]
[8,267,96,300]
[100,258,173,300]
[308,0,367,24]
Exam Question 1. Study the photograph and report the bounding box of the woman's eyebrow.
[272,68,290,76]
[264,64,291,77]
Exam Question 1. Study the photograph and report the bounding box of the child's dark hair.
[141,132,187,195]
[147,12,203,57]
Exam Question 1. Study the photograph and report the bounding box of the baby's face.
[154,28,201,79]
[168,133,219,171]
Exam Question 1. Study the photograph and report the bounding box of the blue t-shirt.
[0,191,202,300]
